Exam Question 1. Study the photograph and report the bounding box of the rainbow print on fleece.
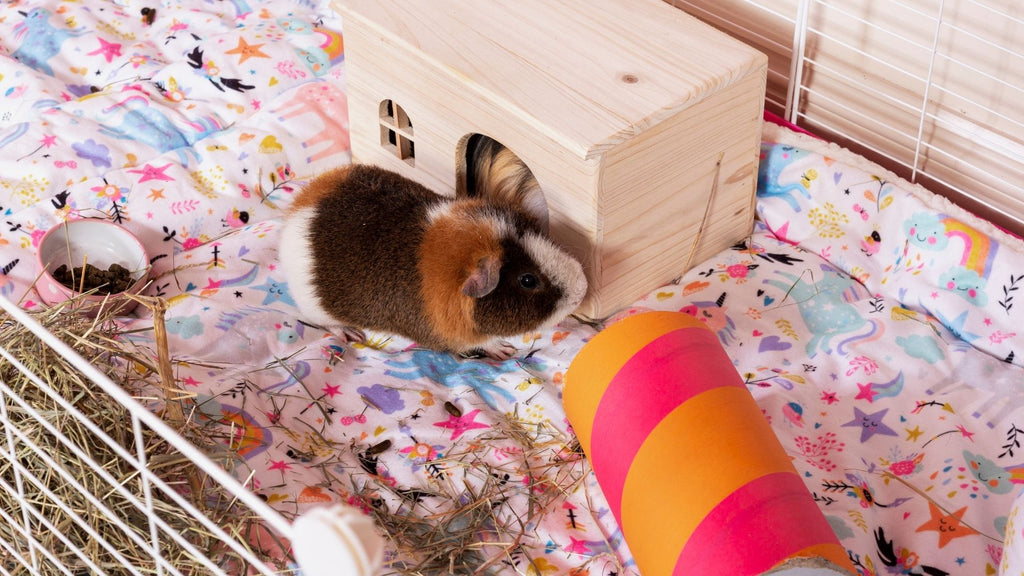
[943,217,998,278]
[904,212,999,306]
[564,312,855,576]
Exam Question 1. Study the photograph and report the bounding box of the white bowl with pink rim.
[35,219,151,314]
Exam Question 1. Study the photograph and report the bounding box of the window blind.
[668,0,1024,237]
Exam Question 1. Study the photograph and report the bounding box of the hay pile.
[353,410,615,576]
[0,294,288,575]
[0,291,613,575]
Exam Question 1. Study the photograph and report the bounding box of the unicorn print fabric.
[698,127,1024,575]
[606,125,1024,575]
[3,0,1024,572]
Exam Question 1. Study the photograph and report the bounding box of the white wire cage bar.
[0,294,296,575]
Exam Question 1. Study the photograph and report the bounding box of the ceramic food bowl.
[35,219,151,314]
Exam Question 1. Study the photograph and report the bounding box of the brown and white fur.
[279,162,586,359]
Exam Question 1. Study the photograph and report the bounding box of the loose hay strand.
[0,292,292,574]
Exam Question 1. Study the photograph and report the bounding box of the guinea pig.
[278,163,587,360]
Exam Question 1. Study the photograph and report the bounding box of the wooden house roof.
[333,0,767,159]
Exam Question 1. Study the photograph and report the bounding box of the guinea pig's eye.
[518,273,540,290]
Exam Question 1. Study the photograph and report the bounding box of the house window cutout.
[379,100,414,165]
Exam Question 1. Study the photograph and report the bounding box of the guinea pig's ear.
[462,255,501,298]
[467,135,549,234]
[515,186,550,234]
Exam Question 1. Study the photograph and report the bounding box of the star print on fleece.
[128,163,175,183]
[251,277,295,306]
[433,409,488,440]
[87,37,122,62]
[268,459,291,473]
[915,501,979,548]
[842,406,898,442]
[564,536,591,555]
[225,37,270,63]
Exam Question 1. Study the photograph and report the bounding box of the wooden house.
[332,0,768,318]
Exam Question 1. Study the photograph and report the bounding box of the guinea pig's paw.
[333,325,367,345]
[477,340,518,362]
